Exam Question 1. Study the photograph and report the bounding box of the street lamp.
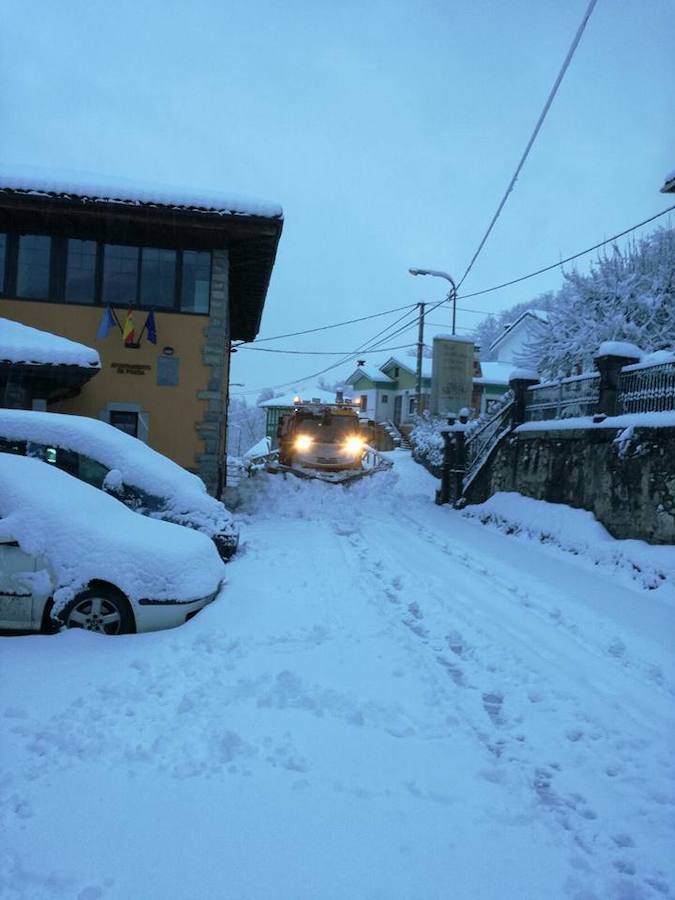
[409,268,458,335]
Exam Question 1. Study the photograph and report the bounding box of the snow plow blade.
[260,447,393,485]
[266,457,392,484]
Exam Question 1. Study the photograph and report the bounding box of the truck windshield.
[297,415,358,443]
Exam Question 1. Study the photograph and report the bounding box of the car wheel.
[60,586,134,635]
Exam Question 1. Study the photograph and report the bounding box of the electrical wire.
[233,303,417,347]
[447,203,675,301]
[456,0,599,290]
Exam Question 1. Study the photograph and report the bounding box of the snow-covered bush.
[410,414,445,475]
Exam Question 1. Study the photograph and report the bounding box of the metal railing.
[617,360,675,415]
[525,372,600,421]
[464,397,514,488]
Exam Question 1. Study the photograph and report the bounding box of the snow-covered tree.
[227,395,267,456]
[521,227,675,377]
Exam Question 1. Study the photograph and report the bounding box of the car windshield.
[25,441,110,489]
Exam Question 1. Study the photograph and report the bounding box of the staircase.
[380,420,411,449]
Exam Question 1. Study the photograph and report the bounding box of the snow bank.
[0,410,235,538]
[622,349,675,372]
[594,340,642,360]
[463,492,675,592]
[0,317,100,368]
[517,411,675,433]
[0,454,225,608]
[0,168,282,219]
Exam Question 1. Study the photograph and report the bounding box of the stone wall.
[196,249,229,495]
[466,425,675,544]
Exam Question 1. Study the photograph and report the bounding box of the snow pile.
[0,409,236,539]
[622,349,675,372]
[595,340,643,360]
[243,435,271,459]
[463,492,675,591]
[0,317,100,368]
[517,411,675,433]
[0,168,283,219]
[0,454,225,608]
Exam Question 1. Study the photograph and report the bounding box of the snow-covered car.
[0,454,226,634]
[0,408,239,560]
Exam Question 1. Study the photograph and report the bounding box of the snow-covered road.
[2,452,674,900]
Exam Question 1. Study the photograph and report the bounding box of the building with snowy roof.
[0,173,283,493]
[488,309,549,366]
[661,170,675,193]
[0,317,101,408]
[344,356,433,425]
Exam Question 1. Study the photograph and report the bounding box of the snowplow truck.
[277,400,366,478]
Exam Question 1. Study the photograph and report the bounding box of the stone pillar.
[509,372,540,427]
[594,349,641,418]
[431,336,475,417]
[196,249,229,496]
[435,413,469,506]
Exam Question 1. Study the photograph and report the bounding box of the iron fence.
[525,373,600,421]
[464,397,514,488]
[617,360,675,415]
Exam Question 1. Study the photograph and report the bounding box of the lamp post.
[409,268,458,335]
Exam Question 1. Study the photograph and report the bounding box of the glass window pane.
[0,234,6,293]
[17,235,51,299]
[181,250,211,313]
[140,247,176,309]
[65,239,97,303]
[109,410,138,437]
[102,244,139,305]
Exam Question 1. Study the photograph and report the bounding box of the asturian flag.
[145,310,157,345]
[122,309,136,346]
[95,305,117,340]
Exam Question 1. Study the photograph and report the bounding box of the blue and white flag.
[95,305,116,340]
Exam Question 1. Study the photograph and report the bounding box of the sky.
[2,0,674,398]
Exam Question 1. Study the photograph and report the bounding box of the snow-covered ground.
[2,452,674,900]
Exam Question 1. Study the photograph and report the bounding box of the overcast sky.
[2,0,674,397]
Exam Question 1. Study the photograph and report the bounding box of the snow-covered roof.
[488,310,549,353]
[380,356,433,380]
[0,409,235,539]
[345,365,395,385]
[0,171,283,220]
[0,453,225,607]
[0,318,100,369]
[661,169,675,193]
[473,361,514,386]
[258,388,345,409]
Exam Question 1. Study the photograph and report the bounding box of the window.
[393,367,399,377]
[109,410,138,437]
[65,239,97,303]
[181,250,211,313]
[0,233,6,293]
[103,244,139,305]
[17,235,51,299]
[140,247,176,309]
[381,393,389,404]
[409,398,416,415]
[360,394,368,411]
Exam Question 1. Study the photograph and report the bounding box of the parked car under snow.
[0,409,239,560]
[0,454,226,634]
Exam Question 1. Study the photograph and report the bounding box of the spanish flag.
[122,309,136,346]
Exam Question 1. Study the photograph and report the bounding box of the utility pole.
[415,302,426,417]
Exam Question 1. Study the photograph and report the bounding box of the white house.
[489,309,548,365]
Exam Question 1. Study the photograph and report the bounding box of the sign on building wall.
[431,336,475,416]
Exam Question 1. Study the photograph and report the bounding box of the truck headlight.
[295,434,313,451]
[344,436,364,455]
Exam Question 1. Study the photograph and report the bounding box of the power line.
[457,0,599,290]
[234,303,417,347]
[238,341,420,356]
[448,203,675,302]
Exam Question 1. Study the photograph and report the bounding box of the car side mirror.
[102,469,124,495]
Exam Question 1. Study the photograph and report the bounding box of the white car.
[0,454,226,634]
[0,408,239,560]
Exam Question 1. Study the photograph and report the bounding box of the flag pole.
[109,306,123,334]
